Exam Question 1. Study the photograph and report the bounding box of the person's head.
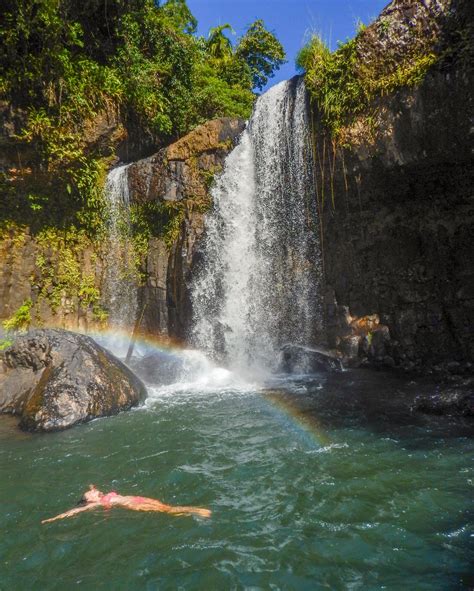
[77,484,103,505]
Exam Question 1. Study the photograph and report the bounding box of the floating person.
[41,484,211,523]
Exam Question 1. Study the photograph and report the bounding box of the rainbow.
[262,388,331,447]
[87,327,188,358]
[87,327,329,447]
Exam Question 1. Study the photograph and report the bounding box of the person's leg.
[129,499,211,517]
[165,505,211,517]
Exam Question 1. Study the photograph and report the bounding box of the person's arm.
[41,503,99,524]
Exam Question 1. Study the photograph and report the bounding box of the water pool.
[1,369,473,590]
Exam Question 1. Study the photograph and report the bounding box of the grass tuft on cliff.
[296,16,440,142]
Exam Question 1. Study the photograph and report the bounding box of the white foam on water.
[145,348,260,402]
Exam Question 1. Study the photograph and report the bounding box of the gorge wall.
[313,0,473,372]
[127,117,245,339]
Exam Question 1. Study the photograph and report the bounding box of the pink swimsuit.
[100,491,119,507]
[100,492,148,508]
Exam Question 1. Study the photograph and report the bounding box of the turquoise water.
[1,369,473,590]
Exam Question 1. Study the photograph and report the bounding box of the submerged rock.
[414,380,474,417]
[0,329,147,432]
[280,344,343,374]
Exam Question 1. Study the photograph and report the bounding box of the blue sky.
[187,0,389,88]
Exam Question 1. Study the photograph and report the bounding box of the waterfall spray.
[191,77,323,375]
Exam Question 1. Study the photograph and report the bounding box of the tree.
[207,24,234,60]
[236,19,286,90]
[160,0,197,34]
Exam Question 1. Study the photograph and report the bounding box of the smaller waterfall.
[103,165,138,330]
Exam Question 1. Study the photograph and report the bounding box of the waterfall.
[191,77,322,375]
[103,164,138,330]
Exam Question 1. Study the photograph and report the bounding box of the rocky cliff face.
[0,118,244,335]
[314,0,473,372]
[1,0,471,377]
[127,117,245,339]
[0,226,106,331]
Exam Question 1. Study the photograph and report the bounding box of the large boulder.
[279,344,343,373]
[0,329,147,432]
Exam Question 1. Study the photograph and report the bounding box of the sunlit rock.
[0,329,146,432]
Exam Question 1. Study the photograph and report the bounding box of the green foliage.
[130,199,185,252]
[114,3,199,137]
[378,17,390,35]
[161,202,187,249]
[296,35,330,75]
[207,24,235,60]
[3,300,33,332]
[161,0,197,34]
[34,227,102,313]
[297,35,363,139]
[78,275,101,308]
[0,1,286,328]
[0,223,110,327]
[0,338,13,351]
[1,2,285,144]
[0,1,286,229]
[0,153,109,238]
[190,63,255,123]
[199,166,221,191]
[298,29,437,141]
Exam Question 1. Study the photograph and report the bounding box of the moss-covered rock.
[0,118,245,337]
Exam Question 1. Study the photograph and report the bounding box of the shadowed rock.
[0,329,147,432]
[413,379,474,417]
[319,0,474,372]
[129,351,184,386]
